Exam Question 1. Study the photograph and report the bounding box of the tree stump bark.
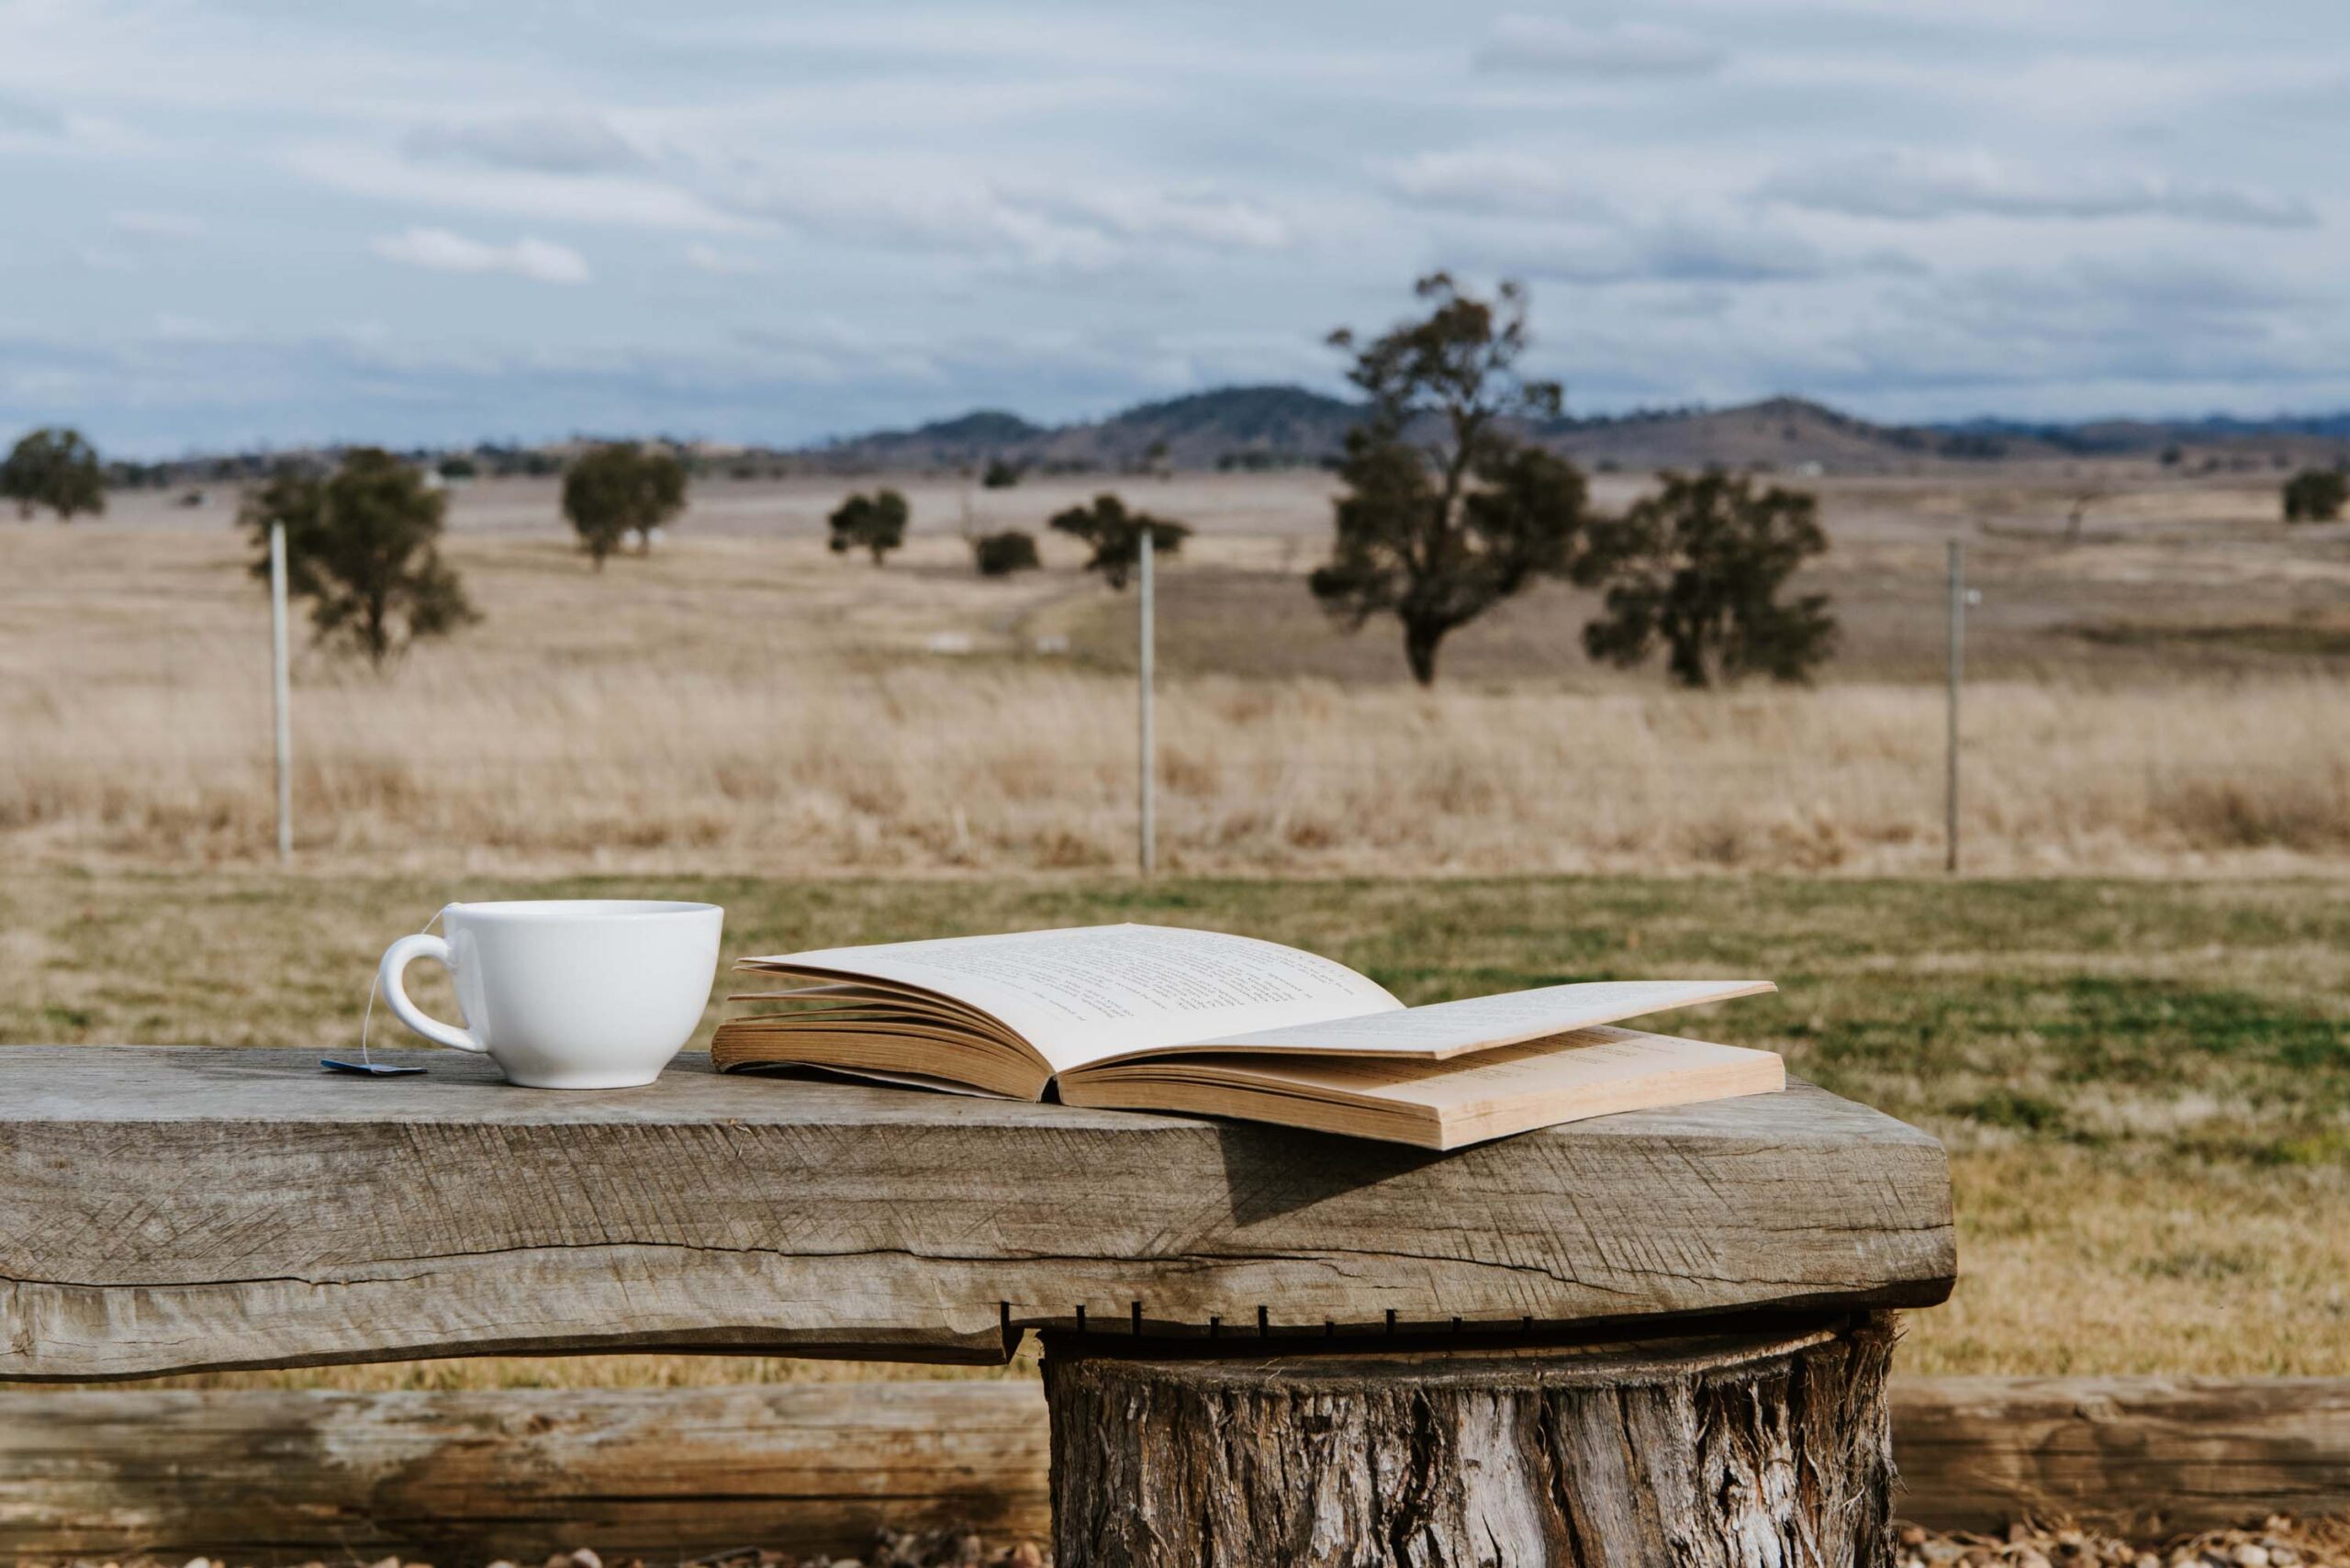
[1042,1315,1895,1568]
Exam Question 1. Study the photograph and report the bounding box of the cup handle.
[377,934,487,1053]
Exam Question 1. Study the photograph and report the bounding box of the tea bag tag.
[324,906,447,1078]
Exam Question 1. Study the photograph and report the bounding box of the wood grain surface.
[1894,1376,2350,1533]
[0,1381,1050,1560]
[2,1373,2343,1557]
[0,1047,1953,1380]
[1043,1317,1897,1568]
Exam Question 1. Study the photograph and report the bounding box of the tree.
[1309,274,1592,685]
[981,457,1023,489]
[562,442,687,568]
[2283,467,2347,522]
[3,427,105,520]
[241,449,477,669]
[971,529,1041,577]
[1049,493,1188,589]
[828,488,909,565]
[1583,469,1836,689]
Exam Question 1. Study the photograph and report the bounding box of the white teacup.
[377,900,723,1089]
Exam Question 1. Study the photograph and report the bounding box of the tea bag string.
[357,906,447,1066]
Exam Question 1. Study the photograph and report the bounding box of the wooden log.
[1891,1376,2350,1535]
[10,1372,2347,1558]
[0,1381,1052,1562]
[0,1047,1953,1381]
[1041,1315,1896,1568]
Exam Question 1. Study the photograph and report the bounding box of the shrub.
[829,488,910,564]
[2282,468,2347,522]
[1048,494,1187,589]
[3,427,105,520]
[971,529,1041,577]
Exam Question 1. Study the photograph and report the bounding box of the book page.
[737,924,1402,1072]
[1142,979,1776,1063]
[1062,1026,1785,1149]
[1153,1025,1783,1112]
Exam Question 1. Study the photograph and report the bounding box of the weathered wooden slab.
[0,1381,1051,1560]
[0,1047,1953,1379]
[1895,1376,2350,1534]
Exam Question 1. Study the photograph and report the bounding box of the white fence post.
[270,521,292,864]
[1137,528,1156,877]
[1945,539,1964,875]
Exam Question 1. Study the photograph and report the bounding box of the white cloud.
[9,0,2350,444]
[111,210,204,240]
[371,228,591,285]
[1380,151,1606,218]
[726,174,999,252]
[1379,151,1899,286]
[1816,259,2337,399]
[404,111,643,175]
[722,164,1288,274]
[1758,151,2317,229]
[1473,17,1725,78]
[684,242,765,275]
[285,141,747,233]
[0,91,152,156]
[0,93,62,136]
[729,317,1315,405]
[151,313,243,343]
[1481,217,1841,286]
[1006,182,1291,252]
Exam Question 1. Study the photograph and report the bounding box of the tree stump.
[1043,1314,1896,1568]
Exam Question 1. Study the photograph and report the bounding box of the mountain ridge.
[106,386,2350,483]
[800,385,2350,476]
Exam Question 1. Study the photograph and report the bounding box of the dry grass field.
[6,465,2345,1395]
[4,467,2348,877]
[4,868,2344,1384]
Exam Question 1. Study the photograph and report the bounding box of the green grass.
[17,870,2344,1158]
[5,869,2347,1381]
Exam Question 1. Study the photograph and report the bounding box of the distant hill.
[812,409,1044,469]
[1543,397,1933,472]
[802,386,2350,478]
[106,387,2350,487]
[1081,385,1361,469]
[811,386,1359,475]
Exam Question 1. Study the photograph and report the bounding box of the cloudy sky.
[3,0,2345,454]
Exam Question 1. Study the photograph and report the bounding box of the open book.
[711,924,1783,1149]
